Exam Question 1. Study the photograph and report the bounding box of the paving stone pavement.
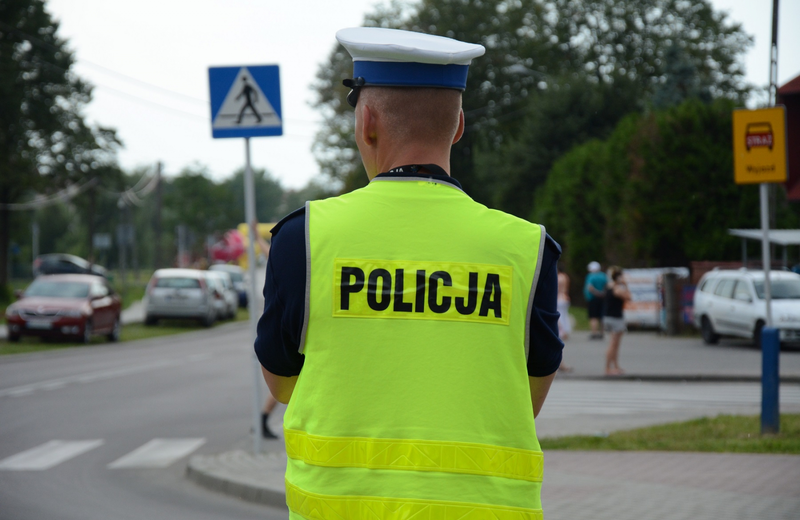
[188,447,800,520]
[543,451,800,520]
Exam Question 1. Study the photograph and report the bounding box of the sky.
[44,0,800,190]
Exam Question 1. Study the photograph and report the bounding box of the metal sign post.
[732,0,786,435]
[208,65,283,454]
[243,138,263,455]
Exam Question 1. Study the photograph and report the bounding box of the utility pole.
[88,186,96,268]
[154,162,163,269]
[31,221,39,272]
[117,199,127,300]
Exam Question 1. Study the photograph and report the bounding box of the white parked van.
[693,269,800,347]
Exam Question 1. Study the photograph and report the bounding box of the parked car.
[5,274,121,343]
[144,268,216,327]
[693,269,800,347]
[205,270,237,320]
[209,264,248,307]
[33,253,108,279]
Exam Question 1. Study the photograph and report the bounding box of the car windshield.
[155,277,201,289]
[25,280,89,298]
[754,279,800,299]
[227,272,243,283]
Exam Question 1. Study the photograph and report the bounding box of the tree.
[476,73,640,217]
[223,167,285,224]
[0,0,119,290]
[535,98,800,284]
[310,0,751,208]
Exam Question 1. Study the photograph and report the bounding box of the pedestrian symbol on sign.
[236,78,262,124]
[211,67,281,132]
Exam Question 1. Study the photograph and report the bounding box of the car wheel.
[144,315,158,326]
[8,333,20,343]
[754,320,765,349]
[202,311,215,328]
[700,316,720,345]
[107,317,121,342]
[82,320,93,344]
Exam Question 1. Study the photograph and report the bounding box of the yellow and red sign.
[733,106,788,184]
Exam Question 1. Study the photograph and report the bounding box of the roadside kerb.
[186,449,287,509]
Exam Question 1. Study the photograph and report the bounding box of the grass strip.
[540,414,800,454]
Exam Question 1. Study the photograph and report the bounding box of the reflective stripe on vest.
[285,428,543,482]
[284,177,546,518]
[286,481,544,520]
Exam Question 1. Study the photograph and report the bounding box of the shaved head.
[358,87,462,147]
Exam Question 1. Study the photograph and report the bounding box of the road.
[0,322,286,520]
[3,323,800,520]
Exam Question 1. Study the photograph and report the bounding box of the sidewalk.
[186,330,800,518]
[187,448,800,519]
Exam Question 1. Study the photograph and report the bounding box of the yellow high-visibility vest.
[283,175,547,520]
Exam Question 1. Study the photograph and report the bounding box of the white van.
[693,269,800,347]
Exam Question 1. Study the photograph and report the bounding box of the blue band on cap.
[353,61,469,90]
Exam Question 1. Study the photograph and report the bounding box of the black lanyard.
[386,164,449,177]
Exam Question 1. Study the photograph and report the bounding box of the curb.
[558,374,800,384]
[186,450,287,508]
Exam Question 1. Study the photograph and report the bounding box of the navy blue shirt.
[255,172,563,378]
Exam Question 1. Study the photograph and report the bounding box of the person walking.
[584,261,607,339]
[604,266,631,375]
[254,27,563,520]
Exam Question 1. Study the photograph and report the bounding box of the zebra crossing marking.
[0,440,103,471]
[107,438,206,468]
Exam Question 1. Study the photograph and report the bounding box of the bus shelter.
[729,229,800,269]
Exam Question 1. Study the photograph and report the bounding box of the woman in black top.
[604,266,631,375]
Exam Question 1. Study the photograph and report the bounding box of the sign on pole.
[208,65,282,138]
[208,64,282,454]
[733,106,788,185]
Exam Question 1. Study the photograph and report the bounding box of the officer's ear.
[359,103,377,146]
[452,109,465,145]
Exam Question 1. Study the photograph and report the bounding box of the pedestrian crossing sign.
[208,65,282,138]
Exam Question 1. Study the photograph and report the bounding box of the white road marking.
[107,438,206,468]
[0,440,104,471]
[0,353,213,398]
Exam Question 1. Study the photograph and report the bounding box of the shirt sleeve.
[526,234,564,377]
[254,210,306,377]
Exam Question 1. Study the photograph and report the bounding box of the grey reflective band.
[524,225,547,362]
[298,201,312,354]
[370,176,465,194]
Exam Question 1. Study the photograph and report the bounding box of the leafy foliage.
[535,98,800,280]
[311,0,752,202]
[0,0,120,286]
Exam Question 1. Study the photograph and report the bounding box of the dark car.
[33,253,108,279]
[5,274,121,343]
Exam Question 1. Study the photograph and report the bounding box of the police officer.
[255,27,563,519]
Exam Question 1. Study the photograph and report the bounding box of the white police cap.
[336,27,485,107]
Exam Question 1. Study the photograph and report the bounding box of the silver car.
[144,268,216,327]
[209,264,248,308]
[205,270,237,320]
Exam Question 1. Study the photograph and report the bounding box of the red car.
[5,274,122,343]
